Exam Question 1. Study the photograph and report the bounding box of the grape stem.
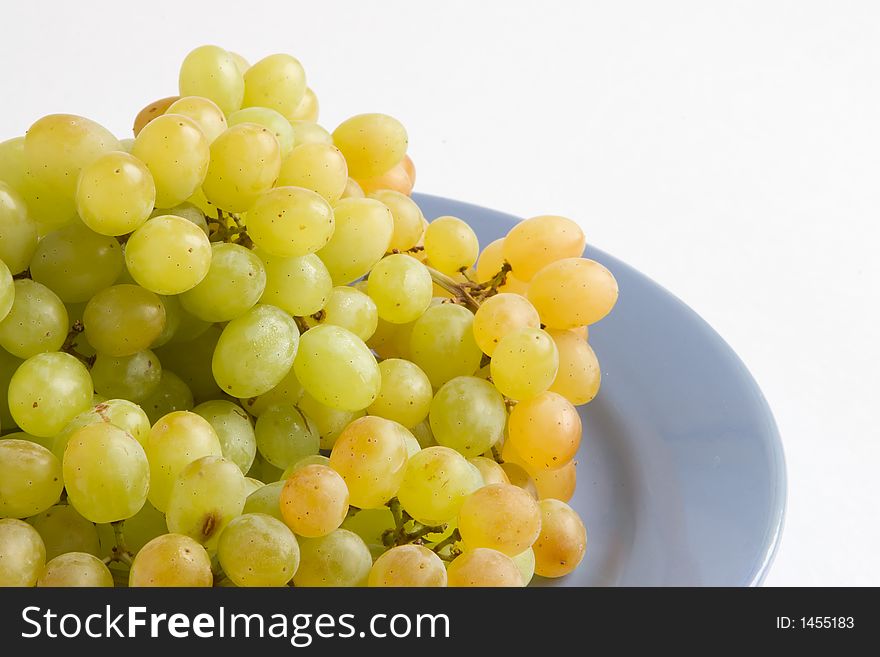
[430,528,463,562]
[381,497,446,547]
[61,321,96,368]
[209,209,253,248]
[106,520,134,566]
[425,262,513,312]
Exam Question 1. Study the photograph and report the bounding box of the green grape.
[0,349,23,432]
[30,220,124,302]
[202,123,281,213]
[126,215,212,295]
[368,190,424,252]
[144,410,221,511]
[24,114,120,197]
[294,325,380,411]
[36,552,113,587]
[409,304,482,388]
[240,366,303,417]
[367,358,432,428]
[0,181,38,274]
[280,464,348,537]
[290,120,332,146]
[532,499,587,577]
[292,529,371,587]
[332,114,407,179]
[254,403,318,469]
[397,446,481,525]
[258,251,332,316]
[0,259,12,322]
[277,143,348,203]
[140,369,195,425]
[410,418,437,449]
[508,391,581,470]
[424,216,479,275]
[548,329,601,405]
[166,455,247,550]
[243,477,264,496]
[0,439,63,517]
[0,280,68,358]
[247,186,334,257]
[340,507,394,558]
[178,45,244,115]
[53,399,151,457]
[83,284,166,357]
[309,286,377,341]
[212,304,299,398]
[472,293,540,357]
[499,462,539,500]
[282,454,330,479]
[153,324,223,402]
[458,483,542,556]
[132,114,210,208]
[0,518,46,586]
[367,254,432,324]
[229,51,250,74]
[368,545,447,587]
[291,87,319,121]
[163,297,212,344]
[243,481,284,521]
[329,416,409,509]
[527,258,618,328]
[8,352,93,437]
[193,400,256,474]
[316,197,393,284]
[166,96,228,143]
[218,513,300,587]
[129,533,213,587]
[447,548,522,587]
[90,350,162,402]
[63,422,150,523]
[490,328,559,400]
[242,53,306,119]
[28,504,100,560]
[3,431,50,450]
[151,202,209,236]
[469,456,509,486]
[504,215,586,282]
[180,243,266,322]
[512,547,536,585]
[228,107,295,157]
[76,151,156,236]
[297,392,364,450]
[247,453,284,483]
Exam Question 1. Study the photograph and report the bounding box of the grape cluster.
[0,44,617,587]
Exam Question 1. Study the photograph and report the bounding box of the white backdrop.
[2,0,877,586]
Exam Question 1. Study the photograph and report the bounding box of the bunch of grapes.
[0,45,617,588]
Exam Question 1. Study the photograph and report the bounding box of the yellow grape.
[129,533,213,587]
[0,180,38,274]
[397,446,481,525]
[532,499,587,577]
[367,358,433,428]
[290,120,333,146]
[472,292,540,356]
[291,87,319,121]
[458,483,542,556]
[257,250,331,317]
[508,391,581,470]
[0,518,46,587]
[218,513,300,587]
[166,96,227,142]
[548,329,601,405]
[242,53,307,119]
[125,215,213,294]
[229,51,250,75]
[37,552,113,587]
[193,400,257,474]
[329,416,409,509]
[239,366,303,418]
[423,216,479,275]
[297,392,364,451]
[527,258,618,328]
[369,190,424,252]
[447,548,523,587]
[178,45,244,115]
[179,242,266,322]
[310,286,378,342]
[357,160,413,196]
[367,254,432,324]
[409,304,483,388]
[340,177,365,199]
[512,547,536,585]
[468,456,510,486]
[368,545,447,587]
[280,464,349,537]
[277,143,348,203]
[499,461,539,500]
[228,107,295,157]
[332,113,408,179]
[132,96,179,136]
[83,284,166,356]
[76,151,156,236]
[490,327,559,400]
[0,439,63,518]
[475,238,528,294]
[53,399,151,458]
[0,279,68,358]
[316,197,394,285]
[533,459,577,502]
[504,215,585,281]
[203,123,282,212]
[247,186,334,257]
[367,313,417,360]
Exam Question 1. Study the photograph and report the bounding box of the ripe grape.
[0,259,12,322]
[90,350,162,402]
[533,459,577,502]
[37,552,113,587]
[218,513,300,587]
[293,529,372,587]
[499,462,539,500]
[340,507,394,558]
[193,400,257,474]
[475,238,528,294]
[368,545,447,587]
[316,197,394,285]
[332,113,407,179]
[242,53,307,119]
[277,143,348,203]
[53,399,151,457]
[280,464,349,537]
[291,87,319,122]
[290,120,332,146]
[458,483,542,556]
[0,518,46,587]
[153,324,222,401]
[243,481,285,521]
[178,45,244,115]
[129,533,213,587]
[83,284,166,357]
[429,376,507,456]
[409,304,483,388]
[0,439,63,518]
[424,216,479,275]
[0,279,68,358]
[507,391,581,470]
[297,392,364,450]
[76,151,156,236]
[532,499,587,577]
[258,251,332,316]
[140,370,194,424]
[469,456,510,486]
[472,292,540,356]
[446,548,523,587]
[490,327,559,400]
[126,215,212,295]
[180,242,266,322]
[166,96,227,142]
[28,504,100,560]
[503,215,585,281]
[254,403,318,469]
[527,257,619,328]
[367,358,433,428]
[512,547,536,585]
[367,254,433,324]
[548,329,601,405]
[369,190,424,252]
[239,366,304,418]
[357,160,413,196]
[397,446,482,525]
[202,123,281,212]
[310,285,378,341]
[0,181,38,274]
[248,185,337,257]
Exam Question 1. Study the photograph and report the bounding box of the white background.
[1,1,877,586]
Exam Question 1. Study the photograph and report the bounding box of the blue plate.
[413,193,786,587]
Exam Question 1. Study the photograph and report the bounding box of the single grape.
[202,123,281,212]
[131,113,210,207]
[228,107,295,157]
[397,446,481,525]
[458,483,542,556]
[243,481,285,522]
[90,350,162,402]
[490,327,559,400]
[166,455,247,550]
[290,120,333,146]
[139,370,194,424]
[0,518,46,587]
[429,376,506,456]
[297,392,365,450]
[280,464,349,537]
[472,293,540,357]
[193,400,257,474]
[340,177,365,199]
[0,259,13,322]
[218,513,300,587]
[129,533,213,587]
[254,403,318,469]
[144,410,222,512]
[368,545,447,587]
[8,352,93,437]
[469,456,510,486]
[0,280,68,358]
[410,418,437,449]
[242,53,307,119]
[179,242,266,322]
[332,114,407,179]
[499,461,539,500]
[0,439,63,518]
[533,459,577,502]
[212,304,299,398]
[527,258,618,328]
[126,215,212,295]
[37,552,113,587]
[239,366,304,418]
[367,254,433,324]
[229,51,250,74]
[291,87,319,121]
[504,215,586,282]
[532,499,587,577]
[409,304,483,388]
[367,358,433,428]
[316,197,394,285]
[368,190,424,251]
[243,477,264,496]
[132,96,180,135]
[28,504,100,560]
[329,416,409,509]
[277,143,348,203]
[309,285,378,342]
[294,325,380,411]
[83,284,166,357]
[507,391,581,470]
[258,250,332,316]
[152,202,209,236]
[357,160,413,196]
[447,548,523,587]
[53,399,151,457]
[293,529,372,587]
[424,216,479,275]
[166,96,228,143]
[178,45,244,115]
[548,329,601,405]
[76,151,156,236]
[0,181,38,274]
